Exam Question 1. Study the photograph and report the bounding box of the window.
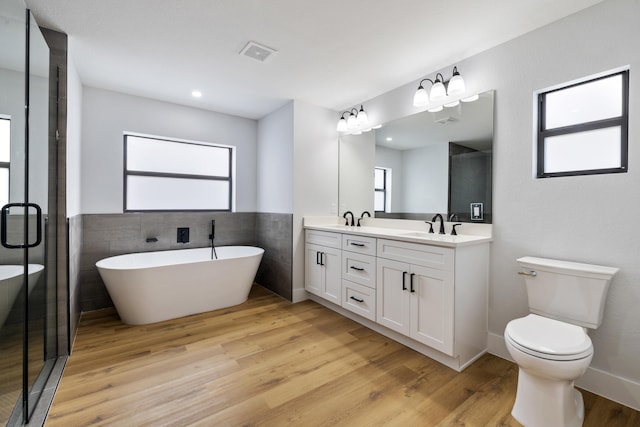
[537,70,629,178]
[374,167,391,212]
[124,134,233,211]
[0,117,10,207]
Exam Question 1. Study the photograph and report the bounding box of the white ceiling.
[24,0,603,120]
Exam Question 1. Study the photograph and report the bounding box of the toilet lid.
[506,314,593,360]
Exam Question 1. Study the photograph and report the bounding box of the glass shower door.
[0,1,28,423]
[0,1,53,424]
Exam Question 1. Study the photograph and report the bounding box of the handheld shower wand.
[209,219,218,259]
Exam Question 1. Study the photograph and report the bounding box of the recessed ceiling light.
[192,90,202,98]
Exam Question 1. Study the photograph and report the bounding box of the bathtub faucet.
[209,220,218,260]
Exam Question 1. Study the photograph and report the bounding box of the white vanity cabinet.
[376,240,455,355]
[304,230,342,304]
[341,234,377,321]
[304,223,490,371]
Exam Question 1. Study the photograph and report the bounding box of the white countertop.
[304,219,492,248]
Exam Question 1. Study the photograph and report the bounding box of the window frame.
[374,167,388,213]
[0,116,10,207]
[537,69,629,178]
[123,133,233,212]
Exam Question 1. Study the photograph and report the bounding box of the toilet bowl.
[506,256,618,427]
[505,314,593,427]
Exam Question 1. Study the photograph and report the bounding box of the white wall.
[0,69,49,212]
[66,56,82,217]
[339,132,375,217]
[256,102,293,213]
[338,0,640,408]
[81,87,258,213]
[402,144,448,213]
[292,100,339,301]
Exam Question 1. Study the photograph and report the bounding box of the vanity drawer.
[305,229,341,249]
[377,238,454,271]
[342,280,376,321]
[342,251,376,288]
[342,234,376,256]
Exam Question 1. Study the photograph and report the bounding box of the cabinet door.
[321,246,342,305]
[410,264,454,355]
[376,258,411,335]
[305,244,324,297]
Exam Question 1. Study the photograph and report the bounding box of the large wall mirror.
[339,90,494,223]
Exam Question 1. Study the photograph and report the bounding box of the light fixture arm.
[418,78,435,88]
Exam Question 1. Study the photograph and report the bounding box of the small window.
[374,167,391,212]
[0,117,10,207]
[537,70,629,178]
[124,134,233,211]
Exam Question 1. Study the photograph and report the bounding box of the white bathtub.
[0,264,44,327]
[96,246,264,325]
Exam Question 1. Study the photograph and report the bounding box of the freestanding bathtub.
[0,264,44,327]
[96,246,264,325]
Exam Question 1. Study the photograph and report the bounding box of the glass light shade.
[430,81,446,100]
[447,73,465,95]
[413,86,429,107]
[347,113,358,129]
[336,117,347,132]
[461,94,479,102]
[428,105,443,112]
[357,108,368,126]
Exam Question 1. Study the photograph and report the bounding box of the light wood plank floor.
[46,286,639,426]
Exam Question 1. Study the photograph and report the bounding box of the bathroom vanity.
[304,218,491,371]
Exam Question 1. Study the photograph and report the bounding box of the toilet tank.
[517,256,619,329]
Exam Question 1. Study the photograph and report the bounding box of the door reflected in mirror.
[339,90,494,223]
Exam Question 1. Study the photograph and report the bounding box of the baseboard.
[291,287,309,303]
[487,331,640,411]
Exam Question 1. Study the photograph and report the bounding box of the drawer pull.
[350,266,365,271]
[402,271,407,290]
[350,296,364,303]
[350,242,366,247]
[410,273,416,293]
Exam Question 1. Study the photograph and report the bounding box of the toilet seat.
[506,314,593,361]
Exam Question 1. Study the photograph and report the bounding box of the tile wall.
[78,211,293,311]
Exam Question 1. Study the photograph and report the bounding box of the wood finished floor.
[46,286,639,426]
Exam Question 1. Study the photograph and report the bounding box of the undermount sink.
[400,231,450,239]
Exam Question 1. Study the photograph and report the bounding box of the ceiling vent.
[239,41,277,62]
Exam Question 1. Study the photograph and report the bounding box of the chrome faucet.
[357,211,371,227]
[431,214,445,234]
[343,211,355,226]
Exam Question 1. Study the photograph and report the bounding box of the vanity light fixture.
[336,105,370,133]
[413,66,466,107]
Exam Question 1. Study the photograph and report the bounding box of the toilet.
[505,256,618,427]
